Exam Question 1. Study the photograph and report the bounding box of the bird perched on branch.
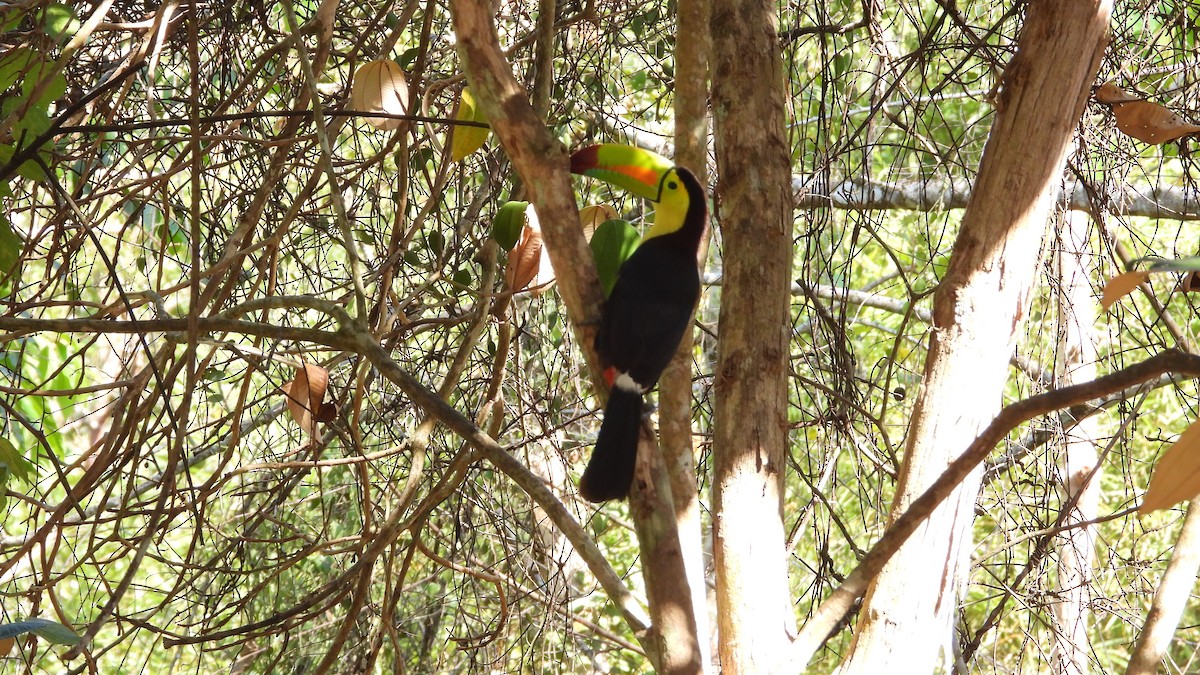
[569,144,707,502]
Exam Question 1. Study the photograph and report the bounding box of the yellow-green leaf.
[449,88,490,162]
[0,436,35,484]
[42,3,79,43]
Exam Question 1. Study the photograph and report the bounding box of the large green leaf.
[42,3,80,42]
[589,219,640,297]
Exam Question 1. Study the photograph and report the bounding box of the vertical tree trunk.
[838,1,1111,671]
[449,4,700,668]
[710,0,795,672]
[1051,211,1101,675]
[658,0,714,669]
[1126,496,1200,674]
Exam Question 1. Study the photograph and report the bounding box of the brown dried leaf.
[505,223,544,293]
[1093,82,1141,104]
[579,204,617,241]
[1112,99,1200,144]
[351,59,410,131]
[1100,270,1150,311]
[1141,420,1200,513]
[281,363,329,439]
[1184,271,1200,293]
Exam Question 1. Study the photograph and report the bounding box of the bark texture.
[1125,497,1200,674]
[658,0,714,669]
[710,0,795,672]
[1050,211,1101,675]
[450,3,699,668]
[839,0,1111,671]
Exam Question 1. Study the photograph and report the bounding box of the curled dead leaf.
[579,204,618,241]
[1093,82,1141,104]
[1141,420,1200,513]
[351,59,410,131]
[1100,270,1150,311]
[1095,83,1200,144]
[281,363,332,438]
[503,206,556,295]
[505,222,544,293]
[1184,271,1200,293]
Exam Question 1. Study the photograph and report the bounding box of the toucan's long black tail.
[580,388,643,502]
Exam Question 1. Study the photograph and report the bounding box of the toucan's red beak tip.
[569,145,601,174]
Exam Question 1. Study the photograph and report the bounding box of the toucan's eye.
[667,180,678,190]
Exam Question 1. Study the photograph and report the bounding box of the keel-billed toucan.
[570,144,707,502]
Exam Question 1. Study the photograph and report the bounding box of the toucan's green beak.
[570,144,675,202]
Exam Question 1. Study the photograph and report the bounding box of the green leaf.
[0,437,35,485]
[1132,255,1200,273]
[0,619,81,646]
[0,215,22,283]
[491,201,530,250]
[449,88,490,162]
[425,230,445,256]
[398,47,420,69]
[41,3,79,42]
[0,48,33,93]
[589,219,641,297]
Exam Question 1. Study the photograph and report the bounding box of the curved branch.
[789,349,1200,669]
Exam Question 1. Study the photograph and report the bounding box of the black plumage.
[579,166,707,502]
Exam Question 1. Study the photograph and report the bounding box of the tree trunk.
[658,0,714,670]
[838,0,1111,671]
[1050,211,1101,675]
[1126,496,1200,674]
[710,0,795,672]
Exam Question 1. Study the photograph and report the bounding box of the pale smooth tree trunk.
[710,0,795,672]
[658,0,714,670]
[1125,497,1200,674]
[838,0,1111,671]
[1050,211,1101,675]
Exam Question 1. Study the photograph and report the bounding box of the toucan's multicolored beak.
[570,144,675,203]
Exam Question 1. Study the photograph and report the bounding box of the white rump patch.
[613,372,645,393]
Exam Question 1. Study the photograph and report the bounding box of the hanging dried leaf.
[281,363,330,439]
[1184,271,1200,293]
[527,206,555,293]
[1141,419,1200,513]
[1100,270,1150,311]
[1095,83,1200,144]
[450,87,490,162]
[505,222,544,293]
[1093,82,1141,104]
[351,59,410,131]
[505,206,555,294]
[579,204,618,241]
